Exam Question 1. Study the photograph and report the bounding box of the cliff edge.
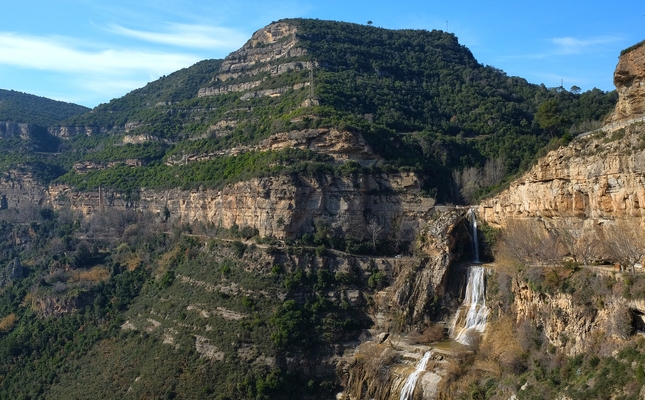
[609,42,645,123]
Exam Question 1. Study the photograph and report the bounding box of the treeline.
[0,89,89,126]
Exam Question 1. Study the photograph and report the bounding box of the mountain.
[0,89,89,126]
[4,18,613,203]
[0,18,641,400]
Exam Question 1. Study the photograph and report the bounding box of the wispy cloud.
[0,32,199,76]
[106,23,248,50]
[551,36,621,55]
[500,35,623,61]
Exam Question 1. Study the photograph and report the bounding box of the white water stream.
[469,207,480,263]
[399,351,432,400]
[449,266,489,345]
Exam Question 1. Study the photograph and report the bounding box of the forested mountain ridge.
[0,89,89,126]
[0,18,617,204]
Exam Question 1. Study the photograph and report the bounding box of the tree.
[366,219,383,250]
[602,220,645,269]
[367,21,373,26]
[535,99,565,136]
[570,85,581,95]
[500,219,562,264]
[313,218,333,247]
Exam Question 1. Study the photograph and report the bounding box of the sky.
[0,1,642,108]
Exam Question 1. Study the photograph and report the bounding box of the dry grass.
[68,267,110,283]
[125,255,142,271]
[21,292,35,309]
[0,313,17,332]
[407,324,445,344]
[476,316,526,374]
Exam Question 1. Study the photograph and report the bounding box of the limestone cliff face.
[480,123,645,227]
[610,43,645,123]
[482,43,645,229]
[47,125,112,139]
[512,278,607,356]
[198,21,308,98]
[47,172,435,241]
[511,274,645,357]
[0,169,47,210]
[0,122,35,140]
[164,127,377,165]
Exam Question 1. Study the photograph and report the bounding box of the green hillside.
[0,89,89,126]
[0,19,617,203]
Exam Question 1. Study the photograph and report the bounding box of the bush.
[232,241,246,258]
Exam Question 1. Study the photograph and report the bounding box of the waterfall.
[449,266,489,345]
[399,351,432,400]
[469,208,480,263]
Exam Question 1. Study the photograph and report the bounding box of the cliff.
[609,42,645,124]
[480,43,645,265]
[480,123,645,225]
[46,172,434,242]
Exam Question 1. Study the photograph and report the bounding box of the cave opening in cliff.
[630,308,645,334]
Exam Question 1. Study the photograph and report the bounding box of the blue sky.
[0,0,642,108]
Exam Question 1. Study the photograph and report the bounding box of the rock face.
[482,42,645,231]
[610,43,645,123]
[0,122,35,140]
[0,170,47,210]
[0,258,22,288]
[199,21,308,98]
[480,123,645,227]
[512,277,605,356]
[47,172,435,241]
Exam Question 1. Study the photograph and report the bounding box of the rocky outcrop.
[48,125,112,139]
[480,124,645,227]
[512,277,606,356]
[0,258,23,288]
[199,21,309,98]
[47,172,435,240]
[482,42,645,232]
[259,128,376,161]
[0,122,36,140]
[609,43,645,124]
[0,169,48,210]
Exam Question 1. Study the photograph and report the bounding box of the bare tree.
[366,219,384,250]
[549,220,603,265]
[602,220,645,268]
[482,157,506,187]
[500,219,562,265]
[452,157,506,204]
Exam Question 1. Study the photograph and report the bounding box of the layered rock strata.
[480,123,645,227]
[609,42,645,124]
[45,172,435,241]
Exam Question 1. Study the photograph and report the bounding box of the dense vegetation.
[0,19,618,204]
[0,203,394,399]
[0,89,88,126]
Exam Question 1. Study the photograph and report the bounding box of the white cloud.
[551,36,621,55]
[500,35,623,61]
[106,23,248,50]
[0,32,198,76]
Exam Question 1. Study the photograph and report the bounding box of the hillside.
[0,18,642,400]
[0,18,614,205]
[0,89,89,126]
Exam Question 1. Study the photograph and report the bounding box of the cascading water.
[469,207,480,263]
[399,351,432,400]
[449,266,489,345]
